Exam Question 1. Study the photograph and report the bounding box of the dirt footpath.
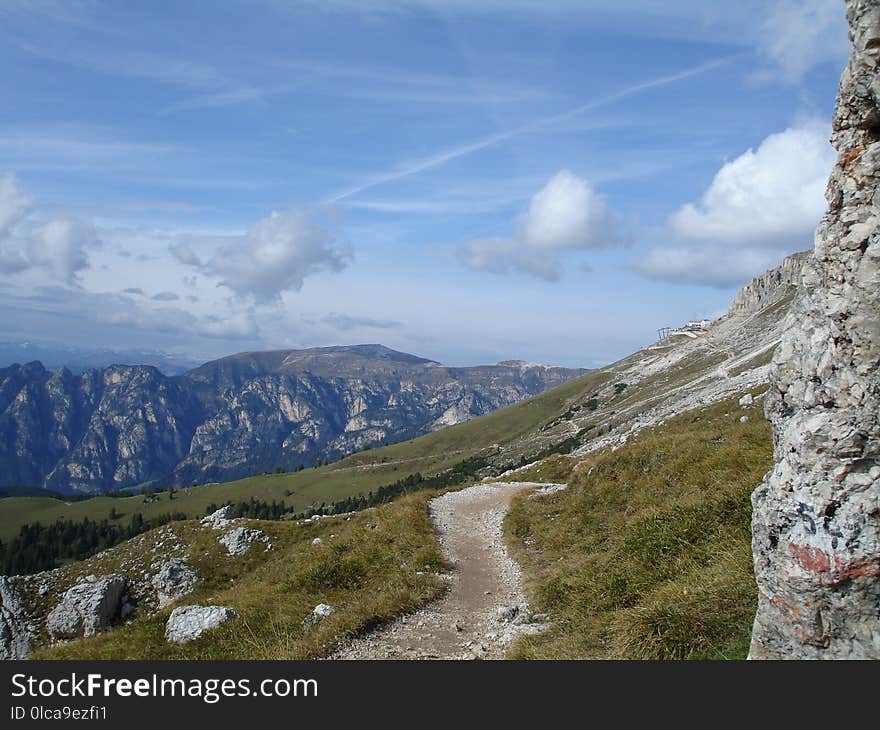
[332,481,561,660]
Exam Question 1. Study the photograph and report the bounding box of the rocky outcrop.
[0,576,31,659]
[201,505,233,530]
[46,574,126,640]
[750,0,880,659]
[728,251,809,316]
[165,605,237,643]
[219,526,269,556]
[152,558,197,608]
[0,345,588,495]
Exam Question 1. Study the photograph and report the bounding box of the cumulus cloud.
[458,170,625,280]
[756,0,849,83]
[634,246,783,289]
[27,218,99,283]
[669,121,834,246]
[518,170,623,249]
[635,121,834,288]
[182,209,350,302]
[0,172,99,282]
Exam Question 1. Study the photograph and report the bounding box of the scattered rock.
[201,505,234,530]
[165,605,237,644]
[220,526,269,556]
[46,575,126,640]
[152,558,197,608]
[311,537,323,546]
[303,603,335,628]
[738,394,754,406]
[496,604,531,625]
[0,576,31,660]
[739,415,749,423]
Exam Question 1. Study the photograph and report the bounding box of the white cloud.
[317,313,403,331]
[457,170,625,280]
[27,218,98,283]
[669,121,834,247]
[0,172,99,282]
[756,1,849,83]
[635,121,834,289]
[169,240,202,266]
[634,246,783,289]
[518,170,622,249]
[0,173,33,238]
[457,237,561,282]
[203,209,350,302]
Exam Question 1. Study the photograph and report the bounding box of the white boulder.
[46,575,127,640]
[165,605,237,644]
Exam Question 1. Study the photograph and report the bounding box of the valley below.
[0,253,804,660]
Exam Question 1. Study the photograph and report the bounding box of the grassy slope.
[36,493,446,660]
[0,369,606,542]
[505,391,771,660]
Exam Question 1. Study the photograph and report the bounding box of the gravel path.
[332,481,561,660]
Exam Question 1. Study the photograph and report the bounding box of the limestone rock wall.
[749,0,880,659]
[728,251,809,316]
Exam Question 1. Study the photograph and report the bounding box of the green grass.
[504,391,771,660]
[34,492,447,660]
[0,369,607,543]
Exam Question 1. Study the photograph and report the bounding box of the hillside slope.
[0,252,806,660]
[0,254,804,544]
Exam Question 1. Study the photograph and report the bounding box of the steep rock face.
[750,0,880,659]
[728,251,809,316]
[0,576,31,659]
[0,345,587,494]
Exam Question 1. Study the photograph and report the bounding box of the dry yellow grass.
[505,392,771,660]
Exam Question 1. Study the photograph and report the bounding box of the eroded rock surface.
[46,574,126,640]
[750,0,880,659]
[152,558,197,608]
[219,526,269,556]
[201,505,233,530]
[165,605,237,644]
[0,576,31,659]
[729,251,809,316]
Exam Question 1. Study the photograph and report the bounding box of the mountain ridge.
[0,345,588,495]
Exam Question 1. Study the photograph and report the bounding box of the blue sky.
[0,0,848,368]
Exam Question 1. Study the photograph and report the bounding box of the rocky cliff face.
[749,0,880,659]
[728,251,809,316]
[0,345,587,495]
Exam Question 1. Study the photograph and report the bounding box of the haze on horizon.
[0,0,847,369]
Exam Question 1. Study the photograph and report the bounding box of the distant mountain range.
[0,341,201,376]
[0,344,588,495]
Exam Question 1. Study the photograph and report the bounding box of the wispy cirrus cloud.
[326,57,732,202]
